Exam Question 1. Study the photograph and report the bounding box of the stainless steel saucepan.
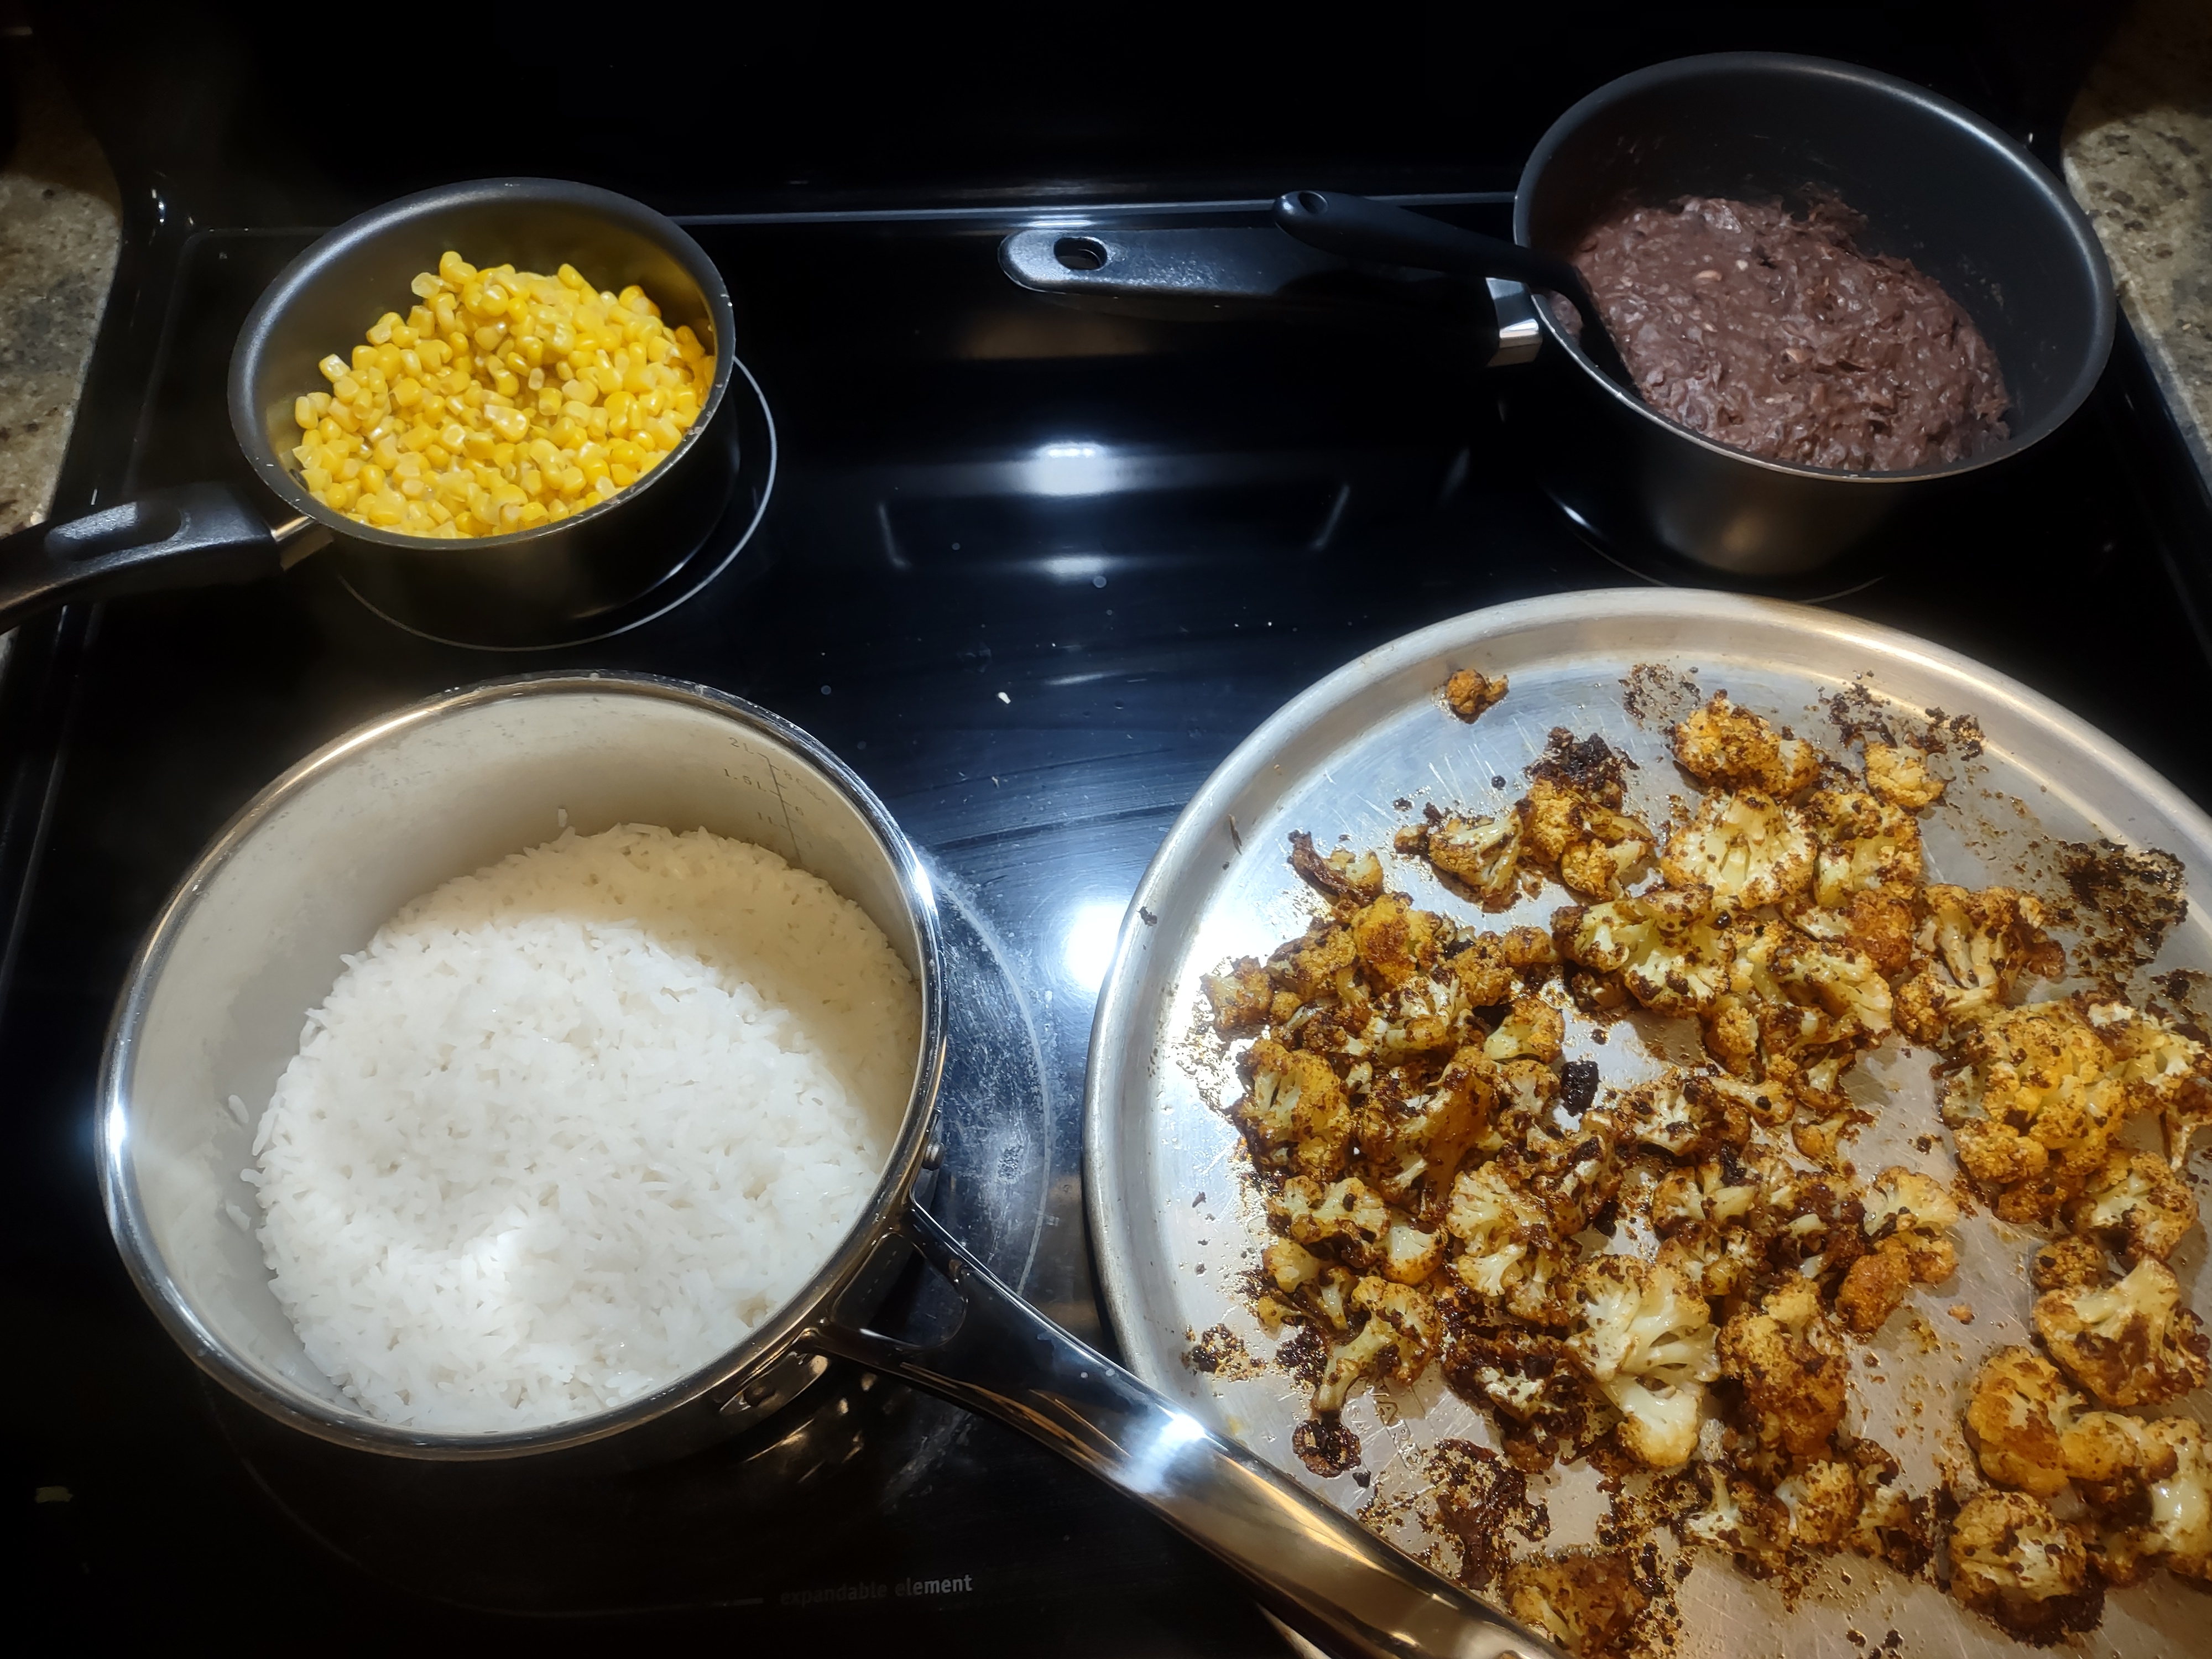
[97,672,1563,1659]
[0,180,776,649]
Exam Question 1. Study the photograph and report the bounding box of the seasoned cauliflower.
[1947,1490,2100,1640]
[1718,1281,1848,1469]
[1503,1552,1646,1657]
[1484,995,1566,1065]
[1704,924,1892,1088]
[1671,692,1823,796]
[1348,891,1443,990]
[1832,1168,1958,1332]
[1443,666,1508,722]
[1439,1316,1582,1426]
[1521,733,1653,900]
[1563,1257,1718,1468]
[1443,924,1554,1009]
[1552,885,1729,1018]
[1287,830,1384,907]
[1614,1072,1754,1162]
[1265,916,1357,1003]
[2033,1255,2211,1407]
[1681,1463,1793,1573]
[2031,1235,2110,1293]
[1846,1442,1933,1574]
[1359,1046,1494,1215]
[1446,1160,1570,1317]
[2063,1149,2198,1263]
[1234,1038,1353,1178]
[2086,999,2212,1164]
[1653,1221,1762,1300]
[2097,1417,2212,1585]
[1939,1001,2130,1213]
[1774,1458,1862,1548]
[1804,786,1923,909]
[1312,1276,1440,1414]
[1962,1345,2164,1499]
[1892,885,2064,1042]
[1651,1154,1762,1235]
[1255,1238,1358,1334]
[1407,811,1525,909]
[1271,1175,1443,1285]
[1863,740,1944,808]
[1660,791,1814,910]
[1202,956,1272,1032]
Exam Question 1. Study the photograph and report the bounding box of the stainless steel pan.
[97,672,1563,1659]
[1084,589,2210,1658]
[0,180,775,649]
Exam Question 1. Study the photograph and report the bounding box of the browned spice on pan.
[2045,838,2189,988]
[1183,1323,1264,1379]
[1424,1439,1553,1590]
[1291,1417,1362,1477]
[1620,662,1704,731]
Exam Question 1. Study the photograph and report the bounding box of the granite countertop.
[2064,0,2212,488]
[0,12,2206,546]
[0,31,119,539]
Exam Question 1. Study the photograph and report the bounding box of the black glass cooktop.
[8,141,2212,1655]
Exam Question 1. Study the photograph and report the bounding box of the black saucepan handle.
[1271,191,1632,387]
[0,483,317,633]
[799,1201,1563,1659]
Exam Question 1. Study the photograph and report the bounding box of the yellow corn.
[296,251,713,539]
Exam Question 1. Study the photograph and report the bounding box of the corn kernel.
[297,252,711,536]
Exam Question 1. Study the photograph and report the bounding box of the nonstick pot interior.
[1510,53,2115,574]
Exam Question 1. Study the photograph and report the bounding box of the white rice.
[249,823,919,1433]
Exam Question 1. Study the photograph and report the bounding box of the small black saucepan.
[1001,53,2116,577]
[0,178,775,649]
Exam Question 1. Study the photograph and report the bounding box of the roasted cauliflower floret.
[1521,732,1653,900]
[1614,1071,1754,1162]
[2031,1234,2111,1293]
[1287,829,1384,908]
[1255,1238,1359,1334]
[1553,884,1728,1018]
[2086,999,2212,1164]
[1681,1463,1793,1573]
[1415,811,1525,909]
[1939,1002,2130,1211]
[1201,956,1272,1032]
[1265,916,1356,1003]
[1270,1175,1440,1283]
[2033,1255,2211,1407]
[1484,994,1566,1065]
[1503,1552,1646,1658]
[1311,1276,1440,1415]
[1832,1166,1959,1333]
[1863,740,1944,808]
[1563,1257,1718,1468]
[2063,1149,2198,1263]
[1360,1048,1495,1215]
[1961,1345,2168,1499]
[1650,1153,1762,1237]
[1446,1160,1564,1308]
[1706,924,1892,1083]
[1443,666,1508,722]
[1947,1490,2100,1640]
[1892,885,2064,1042]
[1345,891,1444,991]
[1660,791,1814,910]
[1791,888,1916,978]
[1234,1038,1353,1178]
[1775,1458,1863,1548]
[2097,1417,2212,1585]
[1671,692,1823,796]
[1442,925,1553,1009]
[1718,1281,1848,1469]
[1804,786,1923,909]
[1439,1316,1583,1426]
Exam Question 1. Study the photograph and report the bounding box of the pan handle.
[1271,191,1631,387]
[797,1201,1564,1659]
[0,483,324,632]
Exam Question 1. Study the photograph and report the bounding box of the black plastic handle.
[1272,191,1631,386]
[800,1201,1563,1659]
[0,483,298,632]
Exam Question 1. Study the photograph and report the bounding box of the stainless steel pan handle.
[800,1201,1564,1659]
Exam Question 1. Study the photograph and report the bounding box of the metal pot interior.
[227,178,735,552]
[1516,53,2114,465]
[101,676,941,1454]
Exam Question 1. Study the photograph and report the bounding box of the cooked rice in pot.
[246,823,920,1432]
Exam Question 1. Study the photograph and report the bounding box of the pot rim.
[226,178,742,554]
[97,671,948,1459]
[1511,50,2117,485]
